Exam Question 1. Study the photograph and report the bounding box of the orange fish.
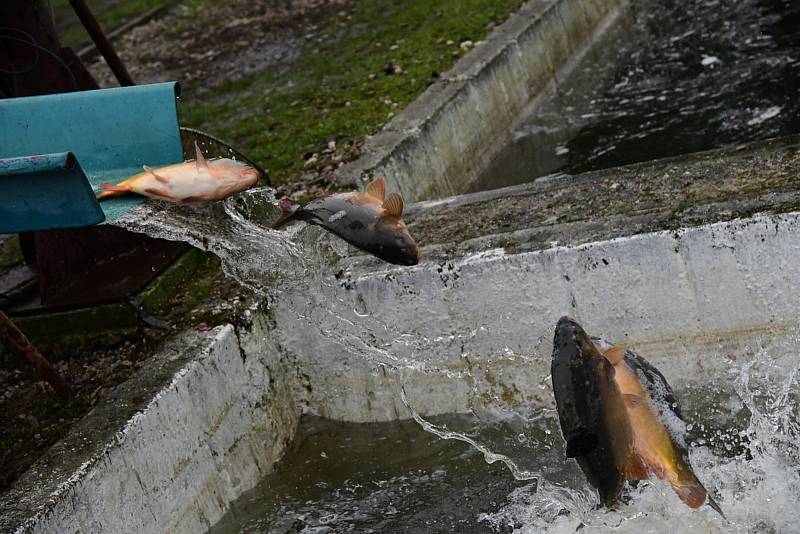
[96,142,260,202]
[274,177,420,266]
[599,342,725,517]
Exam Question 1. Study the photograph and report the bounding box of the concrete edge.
[272,210,800,422]
[335,0,629,201]
[3,314,305,534]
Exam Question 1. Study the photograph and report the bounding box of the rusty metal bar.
[67,0,134,86]
[0,310,72,401]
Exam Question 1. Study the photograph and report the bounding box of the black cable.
[0,27,78,90]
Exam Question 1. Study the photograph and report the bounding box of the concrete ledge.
[2,316,303,534]
[336,0,629,201]
[273,211,800,421]
[376,135,800,266]
[5,207,800,531]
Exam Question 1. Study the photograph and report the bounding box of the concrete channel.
[3,0,800,531]
[336,0,630,202]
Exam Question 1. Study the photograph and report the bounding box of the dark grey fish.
[550,316,636,507]
[274,177,420,266]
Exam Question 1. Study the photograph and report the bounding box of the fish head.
[552,316,602,365]
[208,159,262,195]
[365,217,420,266]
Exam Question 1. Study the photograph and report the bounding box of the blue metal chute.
[0,82,182,227]
[0,152,104,232]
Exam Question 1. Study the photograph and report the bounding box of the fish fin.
[623,394,646,409]
[143,165,169,184]
[673,469,726,518]
[195,141,208,172]
[706,495,726,519]
[565,430,597,458]
[181,196,205,203]
[672,480,708,509]
[624,454,649,480]
[100,182,129,192]
[144,187,170,198]
[96,182,131,200]
[603,345,626,365]
[365,176,386,201]
[382,193,404,218]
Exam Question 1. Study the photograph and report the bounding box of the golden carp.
[274,176,420,266]
[96,142,260,202]
[598,341,725,517]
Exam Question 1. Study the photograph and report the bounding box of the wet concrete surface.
[400,135,800,263]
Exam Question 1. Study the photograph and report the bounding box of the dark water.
[208,416,530,534]
[471,0,800,191]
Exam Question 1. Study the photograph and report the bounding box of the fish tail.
[672,479,707,509]
[672,470,725,518]
[96,182,132,200]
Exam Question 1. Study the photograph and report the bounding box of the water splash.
[115,187,316,294]
[112,192,799,533]
[479,338,800,533]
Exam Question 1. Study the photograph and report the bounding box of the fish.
[96,142,260,203]
[273,176,420,266]
[550,316,641,507]
[596,340,725,517]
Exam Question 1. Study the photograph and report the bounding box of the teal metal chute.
[0,81,182,232]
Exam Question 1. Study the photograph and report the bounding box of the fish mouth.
[554,316,581,340]
[552,316,593,361]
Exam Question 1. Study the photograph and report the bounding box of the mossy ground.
[0,250,252,491]
[52,0,169,49]
[182,0,526,185]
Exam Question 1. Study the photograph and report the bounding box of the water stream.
[471,0,800,191]
[109,0,800,530]
[204,334,799,533]
[113,172,800,533]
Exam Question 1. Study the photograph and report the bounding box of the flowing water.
[114,173,800,531]
[470,0,800,192]
[110,0,800,531]
[206,336,800,533]
[115,189,800,532]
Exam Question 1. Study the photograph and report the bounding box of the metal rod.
[0,310,72,401]
[67,0,134,86]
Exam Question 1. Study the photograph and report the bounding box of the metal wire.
[0,26,79,92]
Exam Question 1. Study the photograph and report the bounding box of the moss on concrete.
[0,236,22,271]
[182,0,526,185]
[406,136,800,256]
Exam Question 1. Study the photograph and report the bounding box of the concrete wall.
[273,212,800,422]
[6,316,303,534]
[8,210,800,532]
[336,0,629,201]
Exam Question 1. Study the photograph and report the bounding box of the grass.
[0,236,22,271]
[51,0,171,49]
[182,0,526,185]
